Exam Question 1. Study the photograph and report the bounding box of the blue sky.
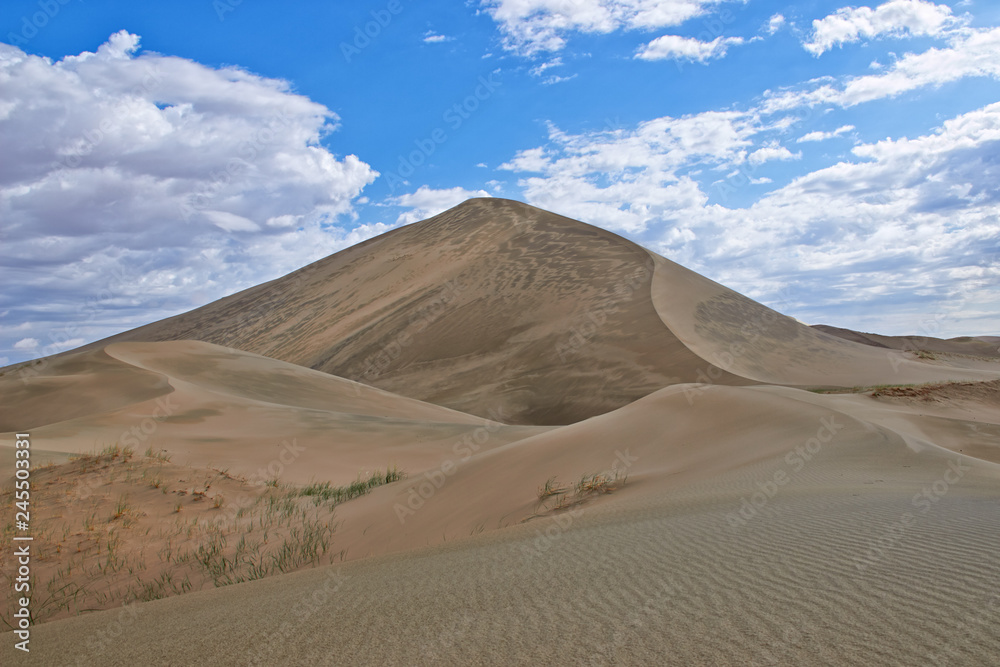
[2,0,999,365]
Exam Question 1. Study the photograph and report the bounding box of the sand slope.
[2,198,1000,665]
[6,379,1000,666]
[1,340,545,485]
[76,199,758,425]
[649,254,1000,387]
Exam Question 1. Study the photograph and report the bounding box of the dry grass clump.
[529,468,628,519]
[0,447,403,627]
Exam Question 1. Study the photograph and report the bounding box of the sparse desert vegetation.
[529,468,628,518]
[0,446,403,627]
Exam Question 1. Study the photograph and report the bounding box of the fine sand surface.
[3,198,1000,665]
[5,380,1000,665]
[71,198,756,425]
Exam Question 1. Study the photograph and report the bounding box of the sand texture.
[2,199,999,665]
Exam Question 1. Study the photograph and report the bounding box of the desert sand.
[2,198,999,665]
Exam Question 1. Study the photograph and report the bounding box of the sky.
[1,0,999,365]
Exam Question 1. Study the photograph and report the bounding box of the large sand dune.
[2,198,1000,665]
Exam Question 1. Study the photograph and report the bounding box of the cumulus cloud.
[747,143,802,165]
[672,103,1000,334]
[499,98,1000,335]
[766,14,786,35]
[804,0,959,56]
[391,185,492,224]
[499,111,759,233]
[480,0,725,56]
[763,26,1000,111]
[636,35,744,62]
[0,32,379,364]
[423,31,453,43]
[797,125,856,142]
[13,338,38,351]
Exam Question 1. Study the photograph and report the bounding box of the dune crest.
[3,198,1000,665]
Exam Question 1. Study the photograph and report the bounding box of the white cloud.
[391,186,492,225]
[636,35,744,62]
[530,57,563,76]
[797,124,856,142]
[423,32,453,43]
[541,73,578,85]
[748,142,802,165]
[0,32,378,362]
[500,110,759,233]
[666,102,1000,334]
[766,13,786,35]
[480,0,724,56]
[805,0,959,56]
[13,338,38,351]
[764,26,1000,112]
[499,96,1000,335]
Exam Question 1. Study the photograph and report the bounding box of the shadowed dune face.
[814,324,1000,359]
[1,340,545,485]
[0,348,170,432]
[2,199,1000,663]
[91,198,752,425]
[649,255,1000,387]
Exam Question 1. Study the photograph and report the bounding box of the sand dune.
[649,254,1000,387]
[5,378,1000,665]
[815,323,1000,359]
[76,199,757,425]
[2,198,1000,664]
[1,340,544,486]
